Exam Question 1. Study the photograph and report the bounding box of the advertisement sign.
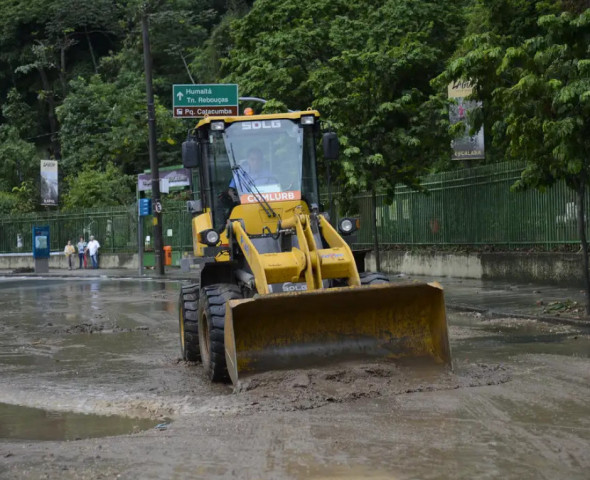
[32,225,50,259]
[137,168,191,192]
[448,81,485,160]
[40,160,58,205]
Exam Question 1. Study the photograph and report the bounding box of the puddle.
[0,402,160,441]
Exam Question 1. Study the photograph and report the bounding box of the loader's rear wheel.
[360,271,389,285]
[198,283,243,382]
[179,284,200,362]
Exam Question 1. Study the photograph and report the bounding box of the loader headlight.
[210,121,225,131]
[300,115,315,125]
[199,229,220,246]
[338,217,357,235]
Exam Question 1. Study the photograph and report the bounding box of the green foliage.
[0,0,227,199]
[493,9,590,192]
[9,181,38,214]
[0,192,19,215]
[0,125,38,191]
[437,0,567,163]
[189,3,249,83]
[61,161,135,210]
[225,0,462,206]
[2,88,37,135]
[56,73,185,176]
[56,74,146,174]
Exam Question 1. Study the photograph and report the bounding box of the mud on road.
[0,277,589,479]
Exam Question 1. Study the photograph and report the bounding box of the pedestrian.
[64,240,76,270]
[76,236,87,269]
[87,235,100,269]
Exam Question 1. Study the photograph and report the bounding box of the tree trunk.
[85,28,98,73]
[371,188,380,272]
[37,67,61,159]
[576,183,590,315]
[59,43,67,96]
[179,51,195,83]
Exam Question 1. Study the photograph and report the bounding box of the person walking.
[76,236,87,269]
[64,240,76,270]
[87,235,100,269]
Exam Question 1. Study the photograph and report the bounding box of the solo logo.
[282,282,307,292]
[242,120,281,130]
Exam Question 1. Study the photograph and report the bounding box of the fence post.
[371,189,380,272]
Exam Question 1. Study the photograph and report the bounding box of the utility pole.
[141,12,165,275]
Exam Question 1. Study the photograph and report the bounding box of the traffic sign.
[138,198,152,217]
[173,84,238,118]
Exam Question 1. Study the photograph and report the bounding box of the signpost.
[172,84,238,118]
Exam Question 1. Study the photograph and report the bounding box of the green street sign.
[173,84,239,118]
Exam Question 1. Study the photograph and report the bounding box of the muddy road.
[0,277,589,479]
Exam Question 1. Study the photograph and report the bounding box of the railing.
[0,162,583,254]
[353,162,580,248]
[0,203,193,254]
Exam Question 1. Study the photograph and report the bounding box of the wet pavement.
[0,402,158,441]
[1,266,587,324]
[0,270,589,479]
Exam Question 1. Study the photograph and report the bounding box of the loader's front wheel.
[360,271,389,285]
[198,283,243,382]
[179,284,200,362]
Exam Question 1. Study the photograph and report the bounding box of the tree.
[45,0,122,77]
[61,162,135,209]
[439,0,565,163]
[496,9,590,314]
[225,0,462,268]
[56,73,184,177]
[0,89,38,191]
[444,3,590,315]
[189,0,250,83]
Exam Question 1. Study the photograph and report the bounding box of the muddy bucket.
[224,282,451,386]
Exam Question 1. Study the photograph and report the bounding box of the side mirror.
[322,132,340,160]
[182,139,201,168]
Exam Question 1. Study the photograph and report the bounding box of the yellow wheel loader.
[178,109,451,386]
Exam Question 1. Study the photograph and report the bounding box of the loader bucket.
[224,282,451,386]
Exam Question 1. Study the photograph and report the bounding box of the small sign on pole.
[138,198,152,217]
[172,84,239,118]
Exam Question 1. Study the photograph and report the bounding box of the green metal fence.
[354,162,580,248]
[0,202,194,254]
[0,161,583,254]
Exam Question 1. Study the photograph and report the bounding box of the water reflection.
[0,402,159,441]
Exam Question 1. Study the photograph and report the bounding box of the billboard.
[137,168,191,192]
[40,160,58,206]
[448,81,485,160]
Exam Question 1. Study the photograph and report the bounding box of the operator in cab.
[230,147,276,192]
[217,147,281,228]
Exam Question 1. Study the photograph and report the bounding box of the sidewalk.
[1,267,588,326]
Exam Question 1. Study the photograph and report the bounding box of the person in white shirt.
[87,235,100,269]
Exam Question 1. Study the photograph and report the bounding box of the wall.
[0,253,139,270]
[1,250,583,287]
[366,250,584,287]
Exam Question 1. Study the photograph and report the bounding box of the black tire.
[179,284,200,362]
[198,283,243,382]
[359,271,389,285]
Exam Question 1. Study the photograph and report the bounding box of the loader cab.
[189,111,321,231]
